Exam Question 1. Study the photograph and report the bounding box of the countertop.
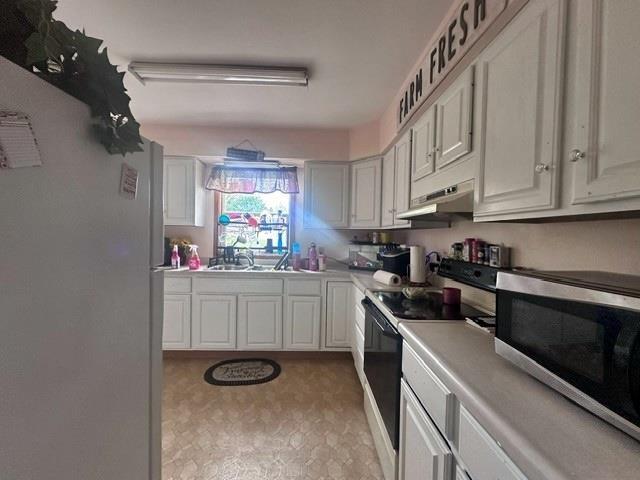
[162,265,407,293]
[399,321,640,480]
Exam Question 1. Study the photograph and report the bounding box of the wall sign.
[398,0,507,129]
[119,163,139,199]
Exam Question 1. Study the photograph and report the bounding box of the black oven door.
[496,289,640,433]
[362,298,402,450]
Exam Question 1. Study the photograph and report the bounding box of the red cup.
[442,287,461,305]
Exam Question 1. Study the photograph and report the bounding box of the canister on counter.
[489,245,510,268]
[476,240,486,264]
[463,238,474,262]
[450,242,464,260]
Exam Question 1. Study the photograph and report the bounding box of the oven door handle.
[362,298,399,336]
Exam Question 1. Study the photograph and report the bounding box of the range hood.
[396,180,474,220]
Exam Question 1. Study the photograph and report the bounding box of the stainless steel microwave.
[495,270,640,441]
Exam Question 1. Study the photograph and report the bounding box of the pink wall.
[141,123,350,161]
[349,119,382,160]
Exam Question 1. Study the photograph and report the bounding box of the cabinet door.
[284,296,321,350]
[571,0,640,204]
[394,135,411,225]
[350,157,382,228]
[303,162,350,228]
[436,66,474,171]
[381,148,396,227]
[164,157,194,226]
[163,294,191,349]
[474,0,565,217]
[411,106,436,183]
[238,295,283,350]
[399,380,453,480]
[192,294,236,350]
[325,282,352,349]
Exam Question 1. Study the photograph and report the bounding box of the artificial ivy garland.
[0,0,143,155]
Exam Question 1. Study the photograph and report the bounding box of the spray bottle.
[188,244,201,270]
[171,244,181,269]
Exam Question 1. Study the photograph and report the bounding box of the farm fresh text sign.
[398,0,507,129]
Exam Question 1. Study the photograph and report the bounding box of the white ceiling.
[55,0,450,129]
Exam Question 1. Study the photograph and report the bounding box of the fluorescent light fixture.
[128,62,308,86]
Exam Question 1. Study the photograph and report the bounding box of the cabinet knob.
[535,163,550,173]
[569,149,586,162]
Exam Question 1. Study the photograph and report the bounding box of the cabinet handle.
[535,163,550,173]
[569,149,586,162]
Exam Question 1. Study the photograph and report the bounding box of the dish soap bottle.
[171,244,181,269]
[308,242,319,271]
[188,244,201,270]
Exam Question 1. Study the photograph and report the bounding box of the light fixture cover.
[128,62,308,87]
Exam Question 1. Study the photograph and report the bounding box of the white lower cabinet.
[163,294,191,349]
[399,379,453,480]
[191,294,237,349]
[284,296,321,350]
[458,406,526,480]
[238,295,283,350]
[325,281,352,349]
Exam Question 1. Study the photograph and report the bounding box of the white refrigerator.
[0,57,164,479]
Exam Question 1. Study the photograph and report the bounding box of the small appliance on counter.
[496,269,640,442]
[377,247,410,277]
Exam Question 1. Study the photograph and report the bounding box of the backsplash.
[395,216,640,311]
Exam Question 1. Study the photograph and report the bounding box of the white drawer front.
[458,406,526,480]
[354,303,365,336]
[402,342,455,439]
[164,276,192,293]
[286,279,322,296]
[195,277,283,294]
[353,285,365,308]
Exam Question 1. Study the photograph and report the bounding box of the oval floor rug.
[204,358,281,386]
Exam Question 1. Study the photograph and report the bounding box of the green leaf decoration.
[3,0,144,156]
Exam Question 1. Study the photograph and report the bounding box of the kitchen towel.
[373,270,402,286]
[410,246,427,284]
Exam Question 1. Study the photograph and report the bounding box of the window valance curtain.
[206,165,299,194]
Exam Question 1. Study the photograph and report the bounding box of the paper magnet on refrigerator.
[0,111,42,169]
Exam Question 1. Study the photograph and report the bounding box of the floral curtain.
[206,166,299,194]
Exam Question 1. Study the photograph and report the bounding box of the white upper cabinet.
[394,132,411,225]
[411,105,437,184]
[436,66,474,171]
[474,0,566,217]
[163,156,206,227]
[381,148,396,228]
[237,295,283,350]
[303,162,350,228]
[381,135,411,227]
[571,0,640,204]
[350,157,382,228]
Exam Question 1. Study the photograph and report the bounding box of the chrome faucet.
[234,250,255,266]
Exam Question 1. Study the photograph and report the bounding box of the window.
[216,191,292,257]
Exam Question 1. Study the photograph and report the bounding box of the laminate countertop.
[399,321,640,480]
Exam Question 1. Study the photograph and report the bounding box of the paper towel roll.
[410,246,427,284]
[373,270,402,286]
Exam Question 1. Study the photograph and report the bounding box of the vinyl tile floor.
[162,356,384,480]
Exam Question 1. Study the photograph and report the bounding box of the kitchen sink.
[208,264,251,271]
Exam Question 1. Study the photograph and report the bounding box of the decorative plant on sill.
[0,0,143,155]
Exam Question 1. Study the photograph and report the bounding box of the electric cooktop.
[374,291,486,320]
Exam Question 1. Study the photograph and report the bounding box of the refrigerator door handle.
[149,141,165,267]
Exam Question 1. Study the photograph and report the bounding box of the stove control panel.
[437,258,501,292]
